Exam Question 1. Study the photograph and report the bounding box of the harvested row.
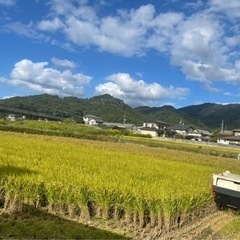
[0,131,240,234]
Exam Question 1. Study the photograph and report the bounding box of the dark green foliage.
[135,105,207,128]
[83,94,144,124]
[1,94,240,130]
[0,94,144,125]
[180,103,240,130]
[0,120,150,142]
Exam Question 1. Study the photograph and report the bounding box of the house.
[233,129,240,136]
[138,127,163,137]
[186,129,211,141]
[217,130,240,145]
[167,125,195,138]
[167,125,211,141]
[102,122,137,130]
[143,120,169,129]
[5,114,16,121]
[139,120,170,137]
[83,115,104,126]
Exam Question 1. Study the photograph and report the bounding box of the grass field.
[0,130,240,237]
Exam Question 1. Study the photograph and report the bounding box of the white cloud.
[38,1,240,87]
[184,0,203,10]
[3,0,240,95]
[0,0,15,6]
[146,12,183,52]
[51,57,76,68]
[168,11,240,85]
[39,3,183,56]
[203,82,220,93]
[171,13,224,65]
[8,59,92,97]
[226,35,240,47]
[38,17,63,32]
[1,21,49,41]
[95,73,189,106]
[208,0,240,20]
[0,77,7,83]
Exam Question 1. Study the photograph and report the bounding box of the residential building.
[142,120,169,129]
[138,126,163,137]
[217,130,240,145]
[186,129,211,141]
[102,122,137,130]
[83,115,104,126]
[139,120,173,137]
[167,125,195,137]
[5,114,16,121]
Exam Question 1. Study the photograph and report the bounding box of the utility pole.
[123,112,126,124]
[221,120,224,133]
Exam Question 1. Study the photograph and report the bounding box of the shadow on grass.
[0,205,129,239]
[0,167,129,239]
[0,165,38,178]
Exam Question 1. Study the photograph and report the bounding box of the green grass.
[123,135,240,159]
[1,119,239,160]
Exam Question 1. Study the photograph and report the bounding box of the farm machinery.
[212,171,240,210]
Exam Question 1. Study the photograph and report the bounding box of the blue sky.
[0,0,240,108]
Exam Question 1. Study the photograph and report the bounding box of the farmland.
[0,129,240,238]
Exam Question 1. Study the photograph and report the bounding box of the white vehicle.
[211,171,240,209]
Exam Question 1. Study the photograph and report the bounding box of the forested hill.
[0,94,240,130]
[180,103,240,130]
[0,94,144,124]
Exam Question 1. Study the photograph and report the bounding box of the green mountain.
[0,94,84,118]
[0,94,144,125]
[81,94,144,124]
[180,103,240,130]
[134,105,207,128]
[1,94,240,130]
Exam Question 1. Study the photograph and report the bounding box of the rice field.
[0,131,240,233]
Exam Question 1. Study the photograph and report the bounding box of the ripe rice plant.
[0,131,240,233]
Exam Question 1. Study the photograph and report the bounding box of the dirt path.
[132,205,239,240]
[175,211,235,239]
[157,209,237,240]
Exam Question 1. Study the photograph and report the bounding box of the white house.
[138,127,160,137]
[102,122,137,130]
[139,120,170,137]
[6,114,16,121]
[167,125,195,137]
[217,130,240,145]
[142,120,169,129]
[187,129,211,141]
[83,115,103,126]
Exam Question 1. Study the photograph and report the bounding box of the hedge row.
[0,124,117,142]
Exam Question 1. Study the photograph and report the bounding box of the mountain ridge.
[0,94,240,130]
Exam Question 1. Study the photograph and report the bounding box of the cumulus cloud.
[208,0,240,20]
[8,59,92,97]
[3,0,240,97]
[34,1,240,86]
[170,11,240,84]
[226,35,240,47]
[95,73,189,106]
[37,3,183,56]
[38,17,63,32]
[51,57,76,68]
